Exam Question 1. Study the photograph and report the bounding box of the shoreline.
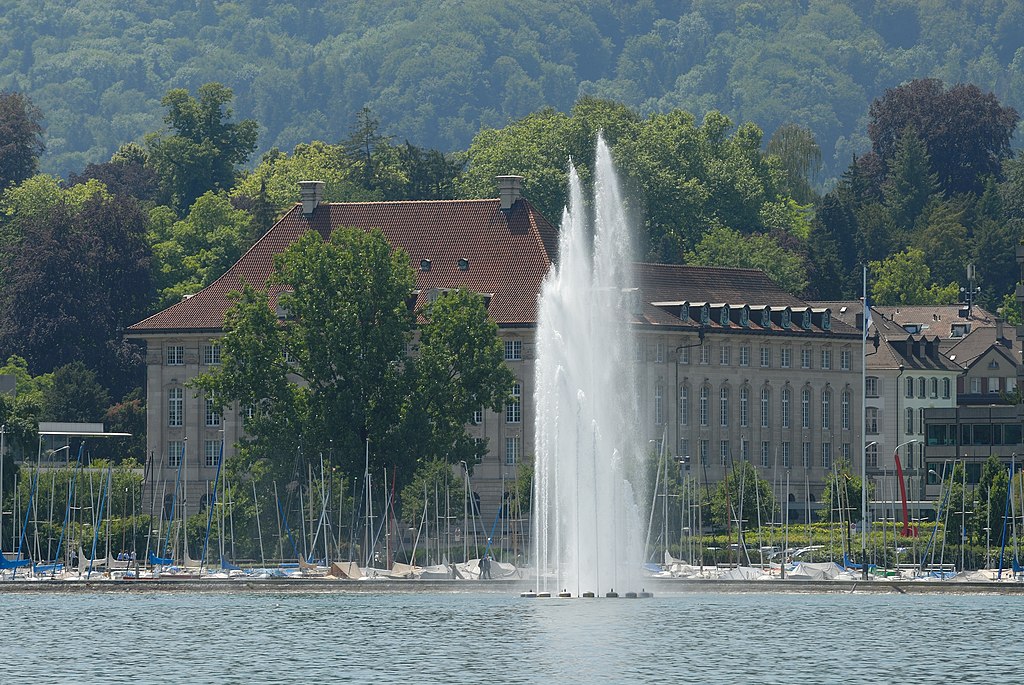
[2,576,1024,595]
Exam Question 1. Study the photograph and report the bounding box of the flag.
[863,296,872,340]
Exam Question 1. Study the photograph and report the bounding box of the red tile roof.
[128,198,560,333]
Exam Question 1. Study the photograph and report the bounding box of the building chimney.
[496,175,523,210]
[996,317,1004,342]
[298,180,325,216]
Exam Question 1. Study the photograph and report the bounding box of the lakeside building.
[128,179,863,523]
[814,302,963,522]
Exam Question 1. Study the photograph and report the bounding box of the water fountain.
[532,136,647,597]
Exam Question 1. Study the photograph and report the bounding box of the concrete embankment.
[2,576,1024,595]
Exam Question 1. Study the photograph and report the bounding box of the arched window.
[905,407,914,435]
[906,376,914,398]
[943,377,951,399]
[720,386,730,427]
[821,389,831,430]
[679,384,689,427]
[699,385,709,427]
[760,386,770,428]
[654,384,664,425]
[801,387,811,429]
[841,390,851,430]
[739,386,749,427]
[930,377,939,398]
[918,377,926,398]
[781,387,791,428]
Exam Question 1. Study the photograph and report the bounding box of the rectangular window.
[781,348,791,369]
[741,439,750,462]
[205,440,220,468]
[781,389,790,429]
[760,388,769,428]
[821,349,831,370]
[505,436,519,465]
[760,346,771,368]
[634,342,644,363]
[205,397,220,427]
[678,345,690,364]
[821,392,830,430]
[781,442,791,468]
[842,443,851,463]
[505,383,521,423]
[866,377,878,398]
[761,441,770,468]
[739,346,750,367]
[504,339,522,361]
[988,377,1000,393]
[970,377,981,394]
[679,386,689,427]
[473,408,484,425]
[168,387,183,427]
[821,443,832,470]
[168,440,184,468]
[841,392,850,430]
[699,439,709,466]
[699,344,710,365]
[679,438,689,459]
[905,407,914,435]
[801,348,811,369]
[866,443,878,469]
[203,343,221,365]
[801,442,811,468]
[801,389,810,429]
[739,387,749,427]
[655,342,665,363]
[840,349,851,371]
[654,385,664,425]
[166,345,184,366]
[720,387,729,427]
[943,377,952,399]
[699,387,709,427]
[720,440,730,466]
[720,346,731,366]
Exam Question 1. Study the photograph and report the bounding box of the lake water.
[0,588,1017,683]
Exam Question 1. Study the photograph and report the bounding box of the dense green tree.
[399,289,514,469]
[148,191,256,308]
[145,83,259,213]
[39,361,111,423]
[686,225,808,295]
[0,91,44,191]
[399,458,467,532]
[66,144,161,205]
[867,79,1019,195]
[765,123,821,204]
[869,248,958,306]
[0,190,152,396]
[974,455,1009,548]
[882,127,938,234]
[913,201,969,288]
[806,193,859,299]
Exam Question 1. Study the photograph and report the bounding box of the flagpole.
[861,265,869,580]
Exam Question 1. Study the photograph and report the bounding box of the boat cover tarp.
[786,562,844,580]
[0,552,30,569]
[328,561,364,579]
[719,566,771,580]
[149,551,173,565]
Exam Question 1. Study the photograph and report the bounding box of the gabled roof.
[128,198,559,333]
[947,326,1019,370]
[873,304,997,339]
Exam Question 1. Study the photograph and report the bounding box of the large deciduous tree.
[0,189,152,397]
[146,83,259,213]
[0,91,44,191]
[867,79,1019,195]
[196,227,513,488]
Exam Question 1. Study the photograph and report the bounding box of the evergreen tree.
[883,127,938,234]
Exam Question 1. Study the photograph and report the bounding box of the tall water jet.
[533,136,646,596]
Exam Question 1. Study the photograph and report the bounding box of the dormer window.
[951,323,970,338]
[802,310,812,329]
[680,302,690,321]
[739,307,749,327]
[905,323,921,334]
[822,311,831,330]
[761,308,771,328]
[701,305,710,325]
[781,309,791,328]
[420,258,431,272]
[720,305,730,325]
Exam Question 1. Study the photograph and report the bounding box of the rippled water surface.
[0,589,1018,683]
